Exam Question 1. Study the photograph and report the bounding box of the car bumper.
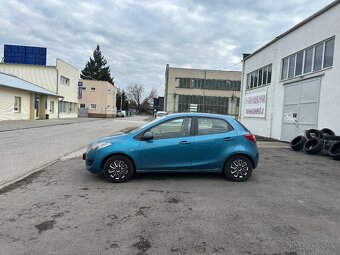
[83,150,102,174]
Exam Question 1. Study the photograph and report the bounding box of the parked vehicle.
[83,113,259,182]
[155,111,167,119]
[117,110,126,117]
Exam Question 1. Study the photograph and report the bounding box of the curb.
[0,146,88,193]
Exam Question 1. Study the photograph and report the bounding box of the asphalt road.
[0,116,148,187]
[0,144,339,255]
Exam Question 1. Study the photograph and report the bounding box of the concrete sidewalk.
[0,117,104,132]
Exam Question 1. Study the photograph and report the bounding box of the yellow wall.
[0,87,31,121]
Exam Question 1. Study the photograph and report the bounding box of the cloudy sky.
[0,0,334,96]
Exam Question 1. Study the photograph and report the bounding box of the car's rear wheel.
[224,155,253,182]
[103,155,133,183]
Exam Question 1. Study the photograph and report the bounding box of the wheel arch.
[223,153,256,170]
[100,153,136,173]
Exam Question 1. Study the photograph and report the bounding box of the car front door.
[192,117,238,171]
[138,117,193,171]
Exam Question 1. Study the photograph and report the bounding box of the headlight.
[90,142,112,151]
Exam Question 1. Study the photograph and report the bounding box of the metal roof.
[0,72,62,97]
[244,0,340,61]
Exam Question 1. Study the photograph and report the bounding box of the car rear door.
[138,117,194,171]
[191,117,238,171]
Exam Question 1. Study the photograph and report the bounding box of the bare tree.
[126,84,158,113]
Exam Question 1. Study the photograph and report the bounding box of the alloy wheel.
[230,159,249,179]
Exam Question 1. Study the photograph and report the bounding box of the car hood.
[93,132,128,144]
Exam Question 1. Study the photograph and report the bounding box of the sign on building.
[244,90,267,118]
[190,103,198,112]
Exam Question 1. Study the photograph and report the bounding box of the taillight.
[244,134,256,143]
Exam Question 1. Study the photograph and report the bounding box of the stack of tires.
[290,128,340,160]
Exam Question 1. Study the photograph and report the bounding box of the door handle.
[179,141,191,145]
[223,137,234,142]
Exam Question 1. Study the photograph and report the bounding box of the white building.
[0,59,79,120]
[0,72,61,121]
[239,1,339,141]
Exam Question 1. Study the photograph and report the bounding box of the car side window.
[197,118,231,135]
[150,118,191,139]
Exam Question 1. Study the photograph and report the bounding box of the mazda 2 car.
[83,113,259,183]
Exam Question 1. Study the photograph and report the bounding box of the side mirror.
[142,131,153,140]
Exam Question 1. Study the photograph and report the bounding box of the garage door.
[281,78,320,141]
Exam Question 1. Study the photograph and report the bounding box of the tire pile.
[290,128,340,160]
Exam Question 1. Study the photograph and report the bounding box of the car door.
[191,117,238,171]
[138,117,193,171]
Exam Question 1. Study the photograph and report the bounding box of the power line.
[223,61,242,70]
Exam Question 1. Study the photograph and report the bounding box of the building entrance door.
[281,78,320,141]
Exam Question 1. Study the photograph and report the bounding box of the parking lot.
[0,142,339,255]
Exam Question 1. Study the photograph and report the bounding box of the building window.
[178,95,234,115]
[60,76,69,86]
[90,87,96,92]
[108,89,111,94]
[324,38,335,68]
[281,37,335,81]
[90,104,96,109]
[14,96,21,113]
[80,104,86,108]
[70,102,75,113]
[178,78,240,91]
[59,101,67,113]
[50,101,54,114]
[247,64,272,90]
[83,87,87,91]
[304,47,313,74]
[107,105,111,111]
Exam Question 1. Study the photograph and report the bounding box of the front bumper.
[83,150,102,173]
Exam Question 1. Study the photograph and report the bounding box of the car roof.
[165,112,234,120]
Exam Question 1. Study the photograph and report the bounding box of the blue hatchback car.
[83,113,259,183]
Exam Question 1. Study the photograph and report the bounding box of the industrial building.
[164,65,241,117]
[78,80,117,118]
[239,1,339,141]
[0,72,61,121]
[0,45,79,120]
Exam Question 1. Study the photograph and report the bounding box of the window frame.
[14,96,21,113]
[195,117,234,136]
[246,64,272,91]
[90,104,96,110]
[280,36,335,81]
[60,76,70,86]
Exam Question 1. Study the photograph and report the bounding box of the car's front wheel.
[224,155,253,182]
[103,155,134,183]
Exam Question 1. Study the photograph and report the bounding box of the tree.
[126,84,157,113]
[116,89,129,111]
[81,45,114,84]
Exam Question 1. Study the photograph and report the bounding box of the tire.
[103,155,134,183]
[306,129,323,139]
[329,142,340,160]
[303,138,324,155]
[320,128,335,136]
[290,135,307,151]
[323,135,340,141]
[224,155,253,182]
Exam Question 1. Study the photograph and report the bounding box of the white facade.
[0,59,79,119]
[240,1,340,141]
